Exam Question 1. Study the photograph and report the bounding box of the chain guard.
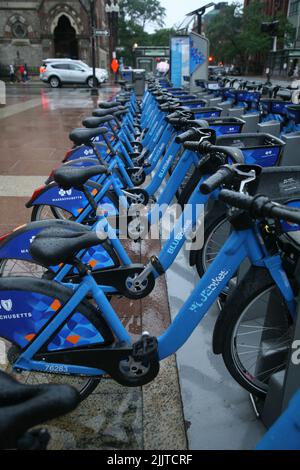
[35,337,160,387]
[126,188,149,205]
[131,171,146,186]
[92,264,156,299]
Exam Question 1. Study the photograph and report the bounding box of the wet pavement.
[0,84,186,450]
[165,246,265,449]
[0,83,265,450]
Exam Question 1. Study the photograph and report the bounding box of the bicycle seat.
[30,227,102,266]
[54,165,107,190]
[92,108,118,118]
[0,371,79,449]
[93,107,125,118]
[114,109,127,118]
[99,101,121,109]
[69,127,108,146]
[83,115,115,128]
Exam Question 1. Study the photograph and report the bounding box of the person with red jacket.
[19,64,25,83]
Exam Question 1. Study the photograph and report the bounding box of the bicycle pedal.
[132,335,158,362]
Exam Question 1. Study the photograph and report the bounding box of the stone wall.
[0,0,109,75]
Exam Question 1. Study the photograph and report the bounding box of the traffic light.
[261,20,279,36]
[208,56,213,63]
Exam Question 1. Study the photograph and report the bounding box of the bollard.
[0,81,6,107]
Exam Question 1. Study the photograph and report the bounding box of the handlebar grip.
[176,128,198,143]
[200,167,234,194]
[219,190,300,225]
[183,140,201,151]
[270,204,300,225]
[166,117,180,124]
[219,189,253,210]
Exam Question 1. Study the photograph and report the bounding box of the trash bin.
[121,69,133,83]
[133,69,146,97]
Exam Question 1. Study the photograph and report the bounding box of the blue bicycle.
[1,143,300,401]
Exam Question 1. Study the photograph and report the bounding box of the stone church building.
[0,1,109,72]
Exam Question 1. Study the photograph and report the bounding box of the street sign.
[94,29,110,37]
[116,47,125,52]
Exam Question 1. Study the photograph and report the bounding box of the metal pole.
[90,0,98,96]
[295,3,300,48]
[197,13,202,34]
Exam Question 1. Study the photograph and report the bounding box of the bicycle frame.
[12,212,296,377]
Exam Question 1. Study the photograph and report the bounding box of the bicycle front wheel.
[0,338,101,401]
[220,267,293,397]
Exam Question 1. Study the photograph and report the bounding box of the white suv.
[40,59,108,88]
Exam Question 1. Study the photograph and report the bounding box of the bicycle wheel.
[31,191,120,223]
[0,277,113,401]
[0,259,47,278]
[0,338,100,402]
[220,267,293,397]
[196,212,231,277]
[31,205,73,222]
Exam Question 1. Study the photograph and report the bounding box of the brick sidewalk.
[0,86,187,450]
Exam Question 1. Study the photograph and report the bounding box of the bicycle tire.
[219,266,293,397]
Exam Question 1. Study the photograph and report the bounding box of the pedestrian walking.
[24,63,29,82]
[19,64,25,83]
[9,64,15,83]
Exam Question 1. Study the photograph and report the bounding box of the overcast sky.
[148,0,235,31]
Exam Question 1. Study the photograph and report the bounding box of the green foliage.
[150,28,176,47]
[206,0,294,73]
[118,0,170,65]
[206,4,243,64]
[121,0,166,28]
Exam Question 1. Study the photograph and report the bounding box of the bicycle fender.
[0,220,91,263]
[0,220,118,272]
[0,277,114,350]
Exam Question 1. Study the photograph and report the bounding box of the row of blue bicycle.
[1,76,300,449]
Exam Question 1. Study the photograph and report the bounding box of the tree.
[121,0,166,29]
[206,3,243,66]
[118,0,168,66]
[206,1,295,74]
[150,28,176,46]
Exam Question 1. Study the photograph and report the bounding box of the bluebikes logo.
[189,270,229,312]
[58,188,73,197]
[0,299,12,312]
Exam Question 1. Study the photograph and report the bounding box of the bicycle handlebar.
[176,127,209,143]
[219,190,300,225]
[183,141,244,164]
[200,167,235,194]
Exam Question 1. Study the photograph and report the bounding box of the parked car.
[208,66,226,79]
[40,59,108,88]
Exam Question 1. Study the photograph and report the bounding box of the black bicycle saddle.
[83,115,115,128]
[69,127,108,146]
[54,165,107,190]
[99,101,122,109]
[92,108,118,118]
[0,371,79,449]
[30,227,102,267]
